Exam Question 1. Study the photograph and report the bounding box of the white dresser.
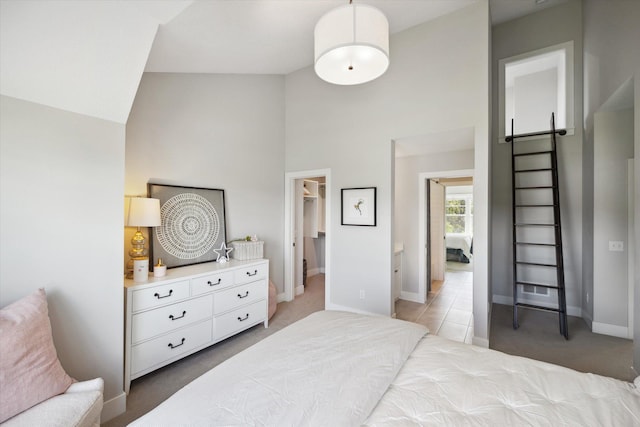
[124,259,269,393]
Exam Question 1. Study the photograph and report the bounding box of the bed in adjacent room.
[129,311,640,426]
[446,233,473,263]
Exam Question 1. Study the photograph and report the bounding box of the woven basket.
[229,241,264,260]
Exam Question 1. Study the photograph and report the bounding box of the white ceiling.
[145,0,569,75]
[145,0,477,75]
[0,0,567,125]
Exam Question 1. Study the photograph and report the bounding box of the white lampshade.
[314,3,389,85]
[126,197,161,227]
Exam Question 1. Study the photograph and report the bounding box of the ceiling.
[0,0,568,126]
[146,0,568,75]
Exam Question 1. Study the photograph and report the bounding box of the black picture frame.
[341,187,377,226]
[148,183,227,268]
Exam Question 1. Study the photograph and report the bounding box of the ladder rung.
[513,150,552,157]
[514,168,553,173]
[516,281,561,290]
[515,303,563,313]
[515,223,558,227]
[516,242,558,247]
[515,204,556,207]
[516,261,557,268]
[515,186,555,190]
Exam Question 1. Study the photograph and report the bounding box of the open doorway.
[418,170,474,303]
[284,169,331,309]
[394,169,474,343]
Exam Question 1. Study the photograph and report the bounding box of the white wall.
[285,2,490,342]
[125,73,286,291]
[0,95,126,416]
[583,0,640,369]
[395,150,474,296]
[491,0,584,316]
[593,108,634,334]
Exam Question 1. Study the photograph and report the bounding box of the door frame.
[284,169,331,306]
[418,169,474,303]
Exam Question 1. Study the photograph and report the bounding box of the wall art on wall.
[341,187,377,226]
[148,183,227,268]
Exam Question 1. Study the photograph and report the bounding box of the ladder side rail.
[549,113,569,338]
[511,119,519,329]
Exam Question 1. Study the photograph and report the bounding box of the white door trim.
[628,158,635,338]
[418,169,474,303]
[284,169,331,307]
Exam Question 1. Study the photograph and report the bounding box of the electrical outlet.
[609,241,624,252]
[359,290,365,299]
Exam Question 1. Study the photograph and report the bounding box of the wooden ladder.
[508,113,568,339]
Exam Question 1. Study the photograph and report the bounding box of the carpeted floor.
[103,274,325,427]
[490,303,635,382]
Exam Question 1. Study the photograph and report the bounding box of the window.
[446,195,473,234]
[498,41,574,141]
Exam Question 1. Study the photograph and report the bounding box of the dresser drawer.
[233,263,268,285]
[214,300,266,341]
[191,271,234,296]
[213,279,267,314]
[131,295,213,344]
[131,320,212,375]
[132,281,190,312]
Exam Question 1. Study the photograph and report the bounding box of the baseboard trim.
[101,391,126,423]
[492,294,582,317]
[276,292,288,303]
[295,284,304,296]
[592,321,629,339]
[472,336,489,348]
[308,267,322,277]
[325,302,381,317]
[399,291,423,304]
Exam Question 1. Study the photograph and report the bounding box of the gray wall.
[0,95,125,411]
[395,149,474,296]
[583,0,640,371]
[285,2,491,342]
[125,73,286,292]
[593,109,634,333]
[491,0,584,314]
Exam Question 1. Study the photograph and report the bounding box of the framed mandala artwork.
[148,183,227,268]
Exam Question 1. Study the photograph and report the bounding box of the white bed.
[446,234,473,262]
[129,311,640,426]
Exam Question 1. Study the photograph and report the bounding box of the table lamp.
[126,197,161,281]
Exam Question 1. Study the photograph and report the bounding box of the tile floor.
[395,262,474,344]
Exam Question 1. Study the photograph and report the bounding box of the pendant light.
[314,0,389,85]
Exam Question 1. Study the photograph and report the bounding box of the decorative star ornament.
[214,242,233,263]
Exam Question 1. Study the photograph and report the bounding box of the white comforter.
[129,311,426,427]
[365,334,640,426]
[130,311,640,427]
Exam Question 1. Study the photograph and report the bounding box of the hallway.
[395,262,473,343]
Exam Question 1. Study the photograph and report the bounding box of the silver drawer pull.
[169,310,186,321]
[168,338,185,349]
[237,291,249,299]
[208,278,222,286]
[154,290,173,299]
[245,270,258,277]
[237,313,250,322]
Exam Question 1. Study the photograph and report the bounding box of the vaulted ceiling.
[0,0,567,124]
